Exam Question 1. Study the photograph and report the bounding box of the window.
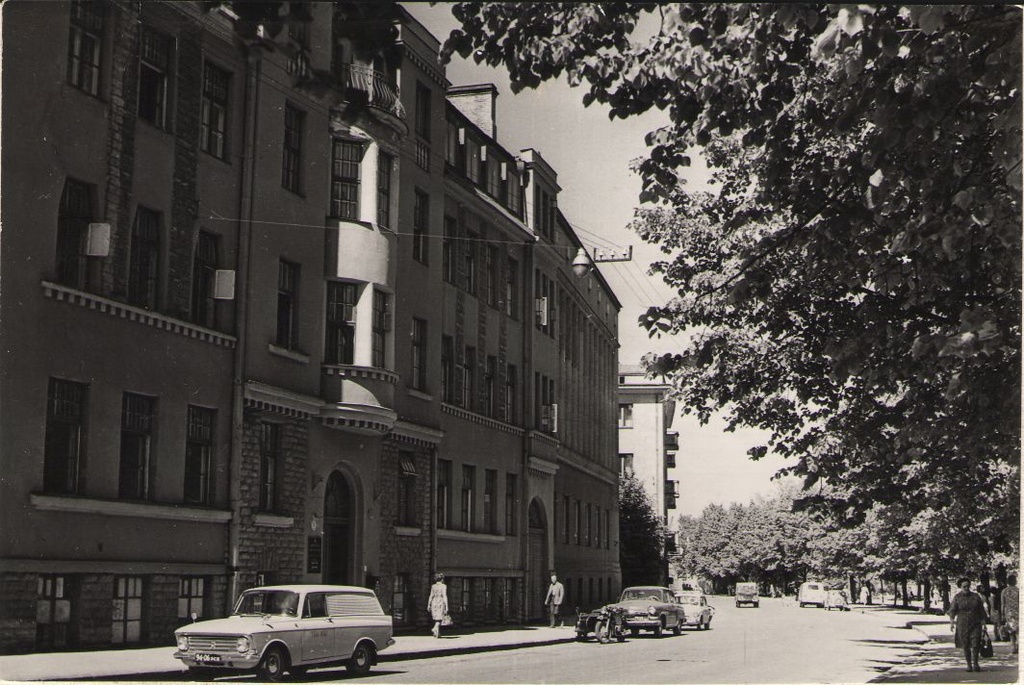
[460,578,472,614]
[535,186,555,239]
[119,393,155,500]
[436,459,452,529]
[258,422,280,511]
[465,138,481,184]
[562,495,570,544]
[460,464,476,532]
[666,452,676,468]
[276,260,299,349]
[184,406,214,505]
[128,207,161,310]
[329,139,361,219]
[441,336,455,403]
[391,575,409,625]
[192,231,219,328]
[464,232,478,295]
[44,378,87,495]
[508,171,522,216]
[371,290,389,368]
[411,318,427,391]
[200,62,229,159]
[484,469,497,534]
[584,503,591,546]
[505,257,519,318]
[595,508,601,548]
[442,216,456,284]
[487,155,505,202]
[414,81,431,171]
[55,178,94,289]
[282,104,304,193]
[485,245,499,307]
[618,403,634,428]
[485,355,497,418]
[619,453,634,477]
[605,509,611,549]
[325,281,356,365]
[37,575,73,650]
[445,119,461,170]
[462,346,476,410]
[67,0,104,96]
[412,189,430,264]
[504,474,517,536]
[112,576,144,644]
[178,577,206,621]
[504,364,517,424]
[377,151,393,227]
[138,27,173,129]
[574,499,581,545]
[396,452,417,527]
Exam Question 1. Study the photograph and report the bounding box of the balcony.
[320,365,398,435]
[335,64,405,120]
[664,431,680,453]
[664,480,680,509]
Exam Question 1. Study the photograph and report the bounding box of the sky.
[403,3,797,517]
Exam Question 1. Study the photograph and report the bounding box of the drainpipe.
[228,41,262,607]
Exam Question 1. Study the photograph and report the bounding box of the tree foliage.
[445,4,1021,542]
[619,474,667,586]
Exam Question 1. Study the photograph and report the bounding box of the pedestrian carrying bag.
[441,613,453,627]
[980,628,994,657]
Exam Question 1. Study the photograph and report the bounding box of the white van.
[798,581,827,608]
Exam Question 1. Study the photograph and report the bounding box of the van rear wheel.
[347,641,375,675]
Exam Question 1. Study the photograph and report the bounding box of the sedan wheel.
[653,621,663,638]
[672,620,682,635]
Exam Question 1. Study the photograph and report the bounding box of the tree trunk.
[923,578,932,611]
[900,578,909,608]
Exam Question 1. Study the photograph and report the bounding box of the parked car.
[608,586,686,637]
[675,591,715,629]
[574,603,628,643]
[173,585,394,681]
[798,581,828,608]
[825,587,850,611]
[735,581,760,608]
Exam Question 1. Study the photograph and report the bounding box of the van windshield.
[234,590,299,617]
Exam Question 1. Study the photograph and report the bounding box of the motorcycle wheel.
[595,619,611,644]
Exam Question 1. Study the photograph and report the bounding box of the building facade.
[617,366,680,567]
[0,0,621,653]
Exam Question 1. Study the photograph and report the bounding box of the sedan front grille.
[186,636,238,652]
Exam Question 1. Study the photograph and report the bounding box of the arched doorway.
[527,498,548,621]
[323,472,353,584]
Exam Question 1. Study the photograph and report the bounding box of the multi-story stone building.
[617,365,680,568]
[0,0,621,653]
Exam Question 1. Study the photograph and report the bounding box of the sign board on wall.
[307,536,322,574]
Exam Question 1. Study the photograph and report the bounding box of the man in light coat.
[545,572,565,627]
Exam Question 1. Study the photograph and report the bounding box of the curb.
[380,636,575,662]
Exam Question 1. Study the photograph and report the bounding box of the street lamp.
[571,247,593,278]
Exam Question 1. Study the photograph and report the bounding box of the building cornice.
[30,493,232,523]
[41,281,237,349]
[442,403,525,436]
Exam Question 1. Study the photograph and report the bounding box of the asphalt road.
[349,597,925,683]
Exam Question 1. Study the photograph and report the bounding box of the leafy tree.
[619,474,667,586]
[445,4,1021,540]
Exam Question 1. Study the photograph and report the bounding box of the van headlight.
[236,636,251,653]
[176,635,189,651]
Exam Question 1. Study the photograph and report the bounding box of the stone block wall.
[237,415,308,587]
[0,573,37,653]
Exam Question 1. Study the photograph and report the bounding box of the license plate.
[194,653,223,664]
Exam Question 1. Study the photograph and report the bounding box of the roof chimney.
[447,84,499,139]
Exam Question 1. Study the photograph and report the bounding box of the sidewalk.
[853,604,1021,683]
[0,625,576,682]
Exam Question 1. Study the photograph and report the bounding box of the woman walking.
[949,577,990,671]
[427,573,449,638]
